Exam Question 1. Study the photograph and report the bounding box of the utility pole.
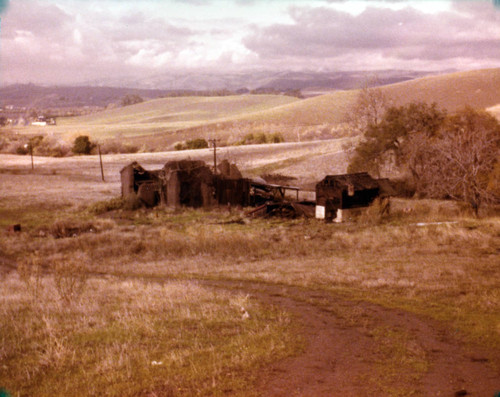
[25,143,34,170]
[209,138,220,174]
[30,143,34,171]
[98,145,105,182]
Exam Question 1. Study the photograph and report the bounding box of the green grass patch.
[0,275,300,397]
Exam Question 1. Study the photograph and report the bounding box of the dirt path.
[3,260,498,396]
[203,280,500,397]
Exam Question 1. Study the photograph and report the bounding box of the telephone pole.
[98,145,105,182]
[208,138,220,174]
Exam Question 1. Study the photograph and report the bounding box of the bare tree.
[420,107,500,215]
[343,80,391,173]
[345,80,390,137]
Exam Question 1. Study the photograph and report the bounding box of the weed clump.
[87,197,127,215]
[174,138,209,151]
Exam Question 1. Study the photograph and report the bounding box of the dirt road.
[205,280,500,397]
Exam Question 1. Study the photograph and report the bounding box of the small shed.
[315,172,383,221]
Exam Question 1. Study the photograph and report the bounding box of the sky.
[0,0,499,86]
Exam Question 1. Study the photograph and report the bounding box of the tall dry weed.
[51,252,90,305]
[17,254,45,302]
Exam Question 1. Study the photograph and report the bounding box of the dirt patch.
[204,280,500,397]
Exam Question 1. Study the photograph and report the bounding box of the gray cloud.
[0,0,199,84]
[1,1,74,39]
[243,2,500,69]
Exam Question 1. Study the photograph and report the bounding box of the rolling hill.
[248,67,500,126]
[13,68,500,150]
[65,95,299,127]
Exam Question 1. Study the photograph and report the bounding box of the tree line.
[347,87,500,215]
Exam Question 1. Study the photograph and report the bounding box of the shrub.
[174,138,209,151]
[186,138,209,149]
[33,137,71,157]
[239,132,284,145]
[72,135,95,155]
[16,145,29,155]
[15,135,50,156]
[98,140,139,154]
[269,132,284,143]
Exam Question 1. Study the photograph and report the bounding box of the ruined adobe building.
[120,159,250,208]
[121,160,393,220]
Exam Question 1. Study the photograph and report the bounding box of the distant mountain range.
[0,69,436,109]
[85,69,436,92]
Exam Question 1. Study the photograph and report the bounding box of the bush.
[15,135,66,156]
[186,138,209,149]
[239,132,284,145]
[269,132,284,143]
[72,135,95,155]
[33,136,71,157]
[16,145,29,155]
[175,138,209,151]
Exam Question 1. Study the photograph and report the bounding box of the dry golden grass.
[9,69,499,151]
[1,150,499,396]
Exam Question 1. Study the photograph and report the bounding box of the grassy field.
[2,272,297,397]
[0,149,499,396]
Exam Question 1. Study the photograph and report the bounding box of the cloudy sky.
[0,0,499,86]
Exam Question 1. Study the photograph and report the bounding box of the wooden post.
[209,138,220,174]
[30,144,34,170]
[25,143,34,170]
[98,145,105,182]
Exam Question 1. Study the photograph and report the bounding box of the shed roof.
[318,172,380,191]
